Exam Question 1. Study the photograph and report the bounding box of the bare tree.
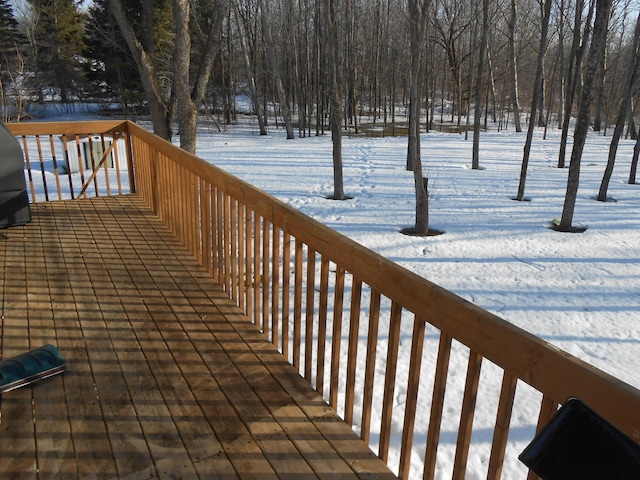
[516,0,552,201]
[320,0,345,200]
[558,0,595,168]
[598,11,640,201]
[259,0,294,139]
[471,0,489,170]
[557,0,613,231]
[628,132,640,184]
[109,0,227,153]
[233,0,267,135]
[405,0,432,235]
[108,0,171,140]
[508,0,522,132]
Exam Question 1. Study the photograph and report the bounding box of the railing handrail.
[8,120,128,136]
[13,119,640,479]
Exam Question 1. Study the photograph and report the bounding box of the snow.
[196,122,640,384]
[21,108,640,477]
[191,120,640,478]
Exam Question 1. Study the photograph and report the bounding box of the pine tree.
[0,0,22,59]
[27,0,86,102]
[84,0,144,108]
[0,0,28,120]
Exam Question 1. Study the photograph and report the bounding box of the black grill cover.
[0,121,31,228]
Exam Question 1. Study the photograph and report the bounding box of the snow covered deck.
[0,195,396,479]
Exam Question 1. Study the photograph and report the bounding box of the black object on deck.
[519,397,640,480]
[0,120,31,228]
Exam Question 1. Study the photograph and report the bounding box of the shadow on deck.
[0,195,396,479]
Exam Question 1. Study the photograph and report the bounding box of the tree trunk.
[509,0,522,132]
[517,0,552,201]
[557,0,566,129]
[406,0,431,234]
[259,0,294,139]
[171,0,198,153]
[629,133,640,184]
[233,0,267,135]
[320,0,344,200]
[558,0,612,231]
[345,0,360,135]
[592,46,607,132]
[558,0,594,168]
[472,0,489,170]
[464,11,477,141]
[108,0,170,140]
[598,12,640,201]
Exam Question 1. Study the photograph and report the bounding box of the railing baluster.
[262,219,270,336]
[245,208,254,318]
[452,350,483,480]
[526,395,558,480]
[238,203,246,313]
[329,266,346,409]
[271,225,280,347]
[223,193,232,295]
[99,134,111,196]
[188,171,198,258]
[47,135,63,201]
[21,136,37,202]
[361,289,381,444]
[379,301,403,462]
[293,239,303,370]
[424,333,452,480]
[316,256,330,396]
[253,215,261,326]
[281,232,291,358]
[60,135,75,199]
[200,180,212,275]
[215,187,224,286]
[35,135,49,202]
[344,277,362,425]
[304,248,316,382]
[113,133,123,194]
[486,372,518,480]
[398,315,426,480]
[230,197,238,303]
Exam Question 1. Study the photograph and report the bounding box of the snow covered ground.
[196,121,640,387]
[191,120,640,478]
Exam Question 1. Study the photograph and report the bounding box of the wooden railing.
[10,120,640,479]
[8,120,134,202]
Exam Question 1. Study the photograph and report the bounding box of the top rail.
[11,119,640,479]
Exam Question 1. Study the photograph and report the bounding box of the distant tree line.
[1,0,638,232]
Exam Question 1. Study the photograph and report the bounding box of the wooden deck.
[0,195,396,480]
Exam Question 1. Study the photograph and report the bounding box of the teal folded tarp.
[0,345,65,393]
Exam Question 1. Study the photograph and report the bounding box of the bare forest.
[1,0,639,232]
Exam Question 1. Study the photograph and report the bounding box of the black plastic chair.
[520,397,640,480]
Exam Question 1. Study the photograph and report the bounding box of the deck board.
[0,195,396,480]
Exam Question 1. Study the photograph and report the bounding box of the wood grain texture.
[0,196,395,480]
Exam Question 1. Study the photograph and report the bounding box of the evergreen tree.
[84,0,144,109]
[0,0,28,120]
[27,0,86,102]
[0,0,22,59]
